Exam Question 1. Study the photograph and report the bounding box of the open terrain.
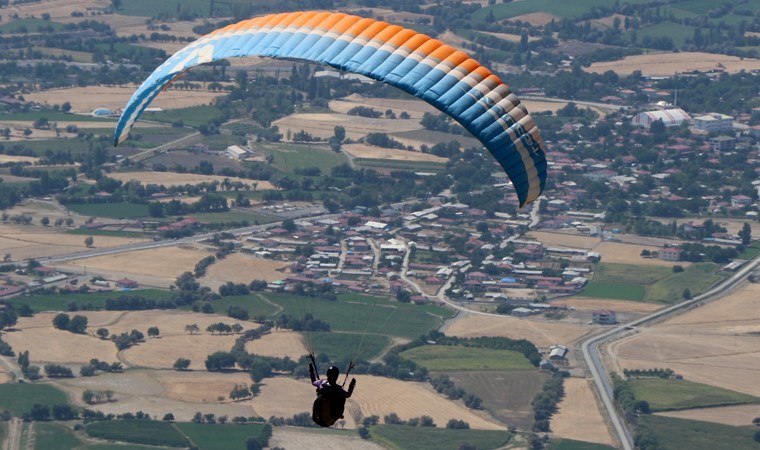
[60,245,211,287]
[0,0,109,24]
[550,377,615,446]
[244,330,307,360]
[553,297,662,314]
[270,427,385,450]
[585,52,760,76]
[342,143,449,163]
[656,404,760,427]
[608,282,760,396]
[443,312,596,349]
[199,252,289,290]
[253,375,505,430]
[24,85,224,115]
[107,171,275,189]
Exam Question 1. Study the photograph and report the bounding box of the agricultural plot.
[639,415,760,450]
[8,289,170,312]
[399,345,534,371]
[199,253,288,290]
[269,426,385,450]
[547,439,616,450]
[446,370,548,429]
[341,143,448,164]
[610,282,760,397]
[274,112,423,143]
[66,202,150,219]
[304,331,391,362]
[174,423,270,450]
[629,378,760,412]
[370,425,511,450]
[255,142,349,175]
[0,384,69,416]
[85,420,190,447]
[245,330,307,360]
[585,52,760,76]
[107,171,274,190]
[551,378,615,446]
[656,404,760,427]
[32,423,83,450]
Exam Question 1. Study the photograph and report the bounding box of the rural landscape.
[0,0,758,449]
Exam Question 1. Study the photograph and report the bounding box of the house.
[226,145,249,160]
[116,278,138,289]
[549,345,569,361]
[592,310,617,325]
[710,135,736,152]
[731,195,752,208]
[511,307,534,317]
[659,247,682,262]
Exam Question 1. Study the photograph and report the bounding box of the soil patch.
[270,426,385,450]
[245,330,307,360]
[550,377,614,446]
[586,52,760,76]
[199,252,288,290]
[554,297,662,314]
[656,404,760,427]
[342,144,448,163]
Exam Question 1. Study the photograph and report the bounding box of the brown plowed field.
[550,378,615,446]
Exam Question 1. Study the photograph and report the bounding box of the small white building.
[693,113,733,133]
[226,145,249,160]
[632,109,690,128]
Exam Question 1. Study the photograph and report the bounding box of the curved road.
[582,255,760,450]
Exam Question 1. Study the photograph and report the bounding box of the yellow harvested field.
[5,314,119,365]
[527,231,687,267]
[481,31,541,43]
[342,144,449,163]
[0,0,109,24]
[245,330,307,360]
[24,85,224,115]
[275,113,422,142]
[270,427,386,450]
[254,376,504,430]
[656,404,760,427]
[107,171,274,189]
[58,370,255,422]
[330,95,437,120]
[65,245,210,286]
[610,283,760,396]
[0,155,38,163]
[0,224,148,261]
[445,313,595,348]
[586,52,760,76]
[554,297,662,314]
[512,12,561,26]
[0,368,12,384]
[527,231,601,249]
[113,17,200,40]
[200,252,288,290]
[550,378,615,446]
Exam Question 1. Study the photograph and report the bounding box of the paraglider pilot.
[309,354,356,427]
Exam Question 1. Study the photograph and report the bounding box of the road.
[581,256,760,450]
[522,95,628,113]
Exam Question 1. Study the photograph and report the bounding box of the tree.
[682,288,692,300]
[740,223,752,246]
[358,426,370,439]
[40,216,49,226]
[84,236,94,247]
[67,315,88,334]
[173,358,191,371]
[753,417,760,426]
[52,313,70,330]
[755,430,760,444]
[163,413,175,422]
[184,323,200,335]
[147,326,160,338]
[96,328,109,339]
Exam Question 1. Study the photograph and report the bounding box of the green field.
[0,384,69,416]
[305,330,390,362]
[0,18,65,33]
[629,378,760,412]
[262,292,455,340]
[65,229,150,239]
[0,112,111,123]
[9,289,171,312]
[624,21,696,49]
[66,202,150,219]
[473,0,653,22]
[175,423,270,450]
[547,439,617,450]
[195,294,281,318]
[645,263,723,302]
[640,415,760,450]
[353,158,446,172]
[581,282,645,301]
[400,345,533,371]
[33,423,84,450]
[33,46,93,63]
[371,425,511,450]
[187,210,280,224]
[739,242,760,260]
[142,105,223,128]
[256,142,348,175]
[392,129,480,149]
[85,421,189,447]
[582,262,724,303]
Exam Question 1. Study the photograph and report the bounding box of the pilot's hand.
[349,378,357,389]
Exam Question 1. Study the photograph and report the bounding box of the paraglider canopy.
[114,11,547,206]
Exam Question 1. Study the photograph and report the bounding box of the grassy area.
[353,158,446,172]
[645,263,723,302]
[33,423,83,450]
[629,378,760,411]
[33,47,93,63]
[0,384,69,416]
[263,292,455,340]
[0,18,65,33]
[593,263,671,285]
[66,202,150,219]
[195,294,281,318]
[400,345,533,371]
[85,421,189,447]
[472,0,653,22]
[9,289,171,312]
[305,331,390,362]
[739,242,760,260]
[142,105,222,128]
[547,439,617,450]
[257,142,348,175]
[174,422,270,450]
[0,112,111,123]
[624,21,696,48]
[371,425,511,450]
[640,415,760,450]
[187,210,280,225]
[65,229,151,239]
[581,282,645,301]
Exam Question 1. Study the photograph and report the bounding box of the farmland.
[370,425,511,450]
[639,415,760,450]
[0,384,69,416]
[399,345,534,371]
[628,378,760,412]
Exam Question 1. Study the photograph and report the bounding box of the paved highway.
[582,255,760,450]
